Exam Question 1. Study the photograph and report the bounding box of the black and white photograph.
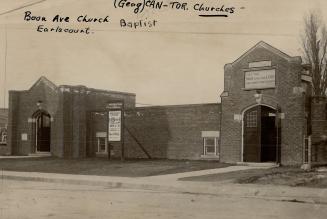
[0,0,327,218]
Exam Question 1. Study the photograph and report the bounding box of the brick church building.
[4,41,327,165]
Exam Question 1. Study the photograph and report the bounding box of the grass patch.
[180,166,327,188]
[0,157,230,177]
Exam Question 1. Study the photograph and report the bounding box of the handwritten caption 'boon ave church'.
[23,1,240,34]
[23,11,111,34]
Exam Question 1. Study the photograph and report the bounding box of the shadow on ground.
[180,166,327,188]
[0,157,231,177]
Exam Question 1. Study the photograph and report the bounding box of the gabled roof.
[27,76,135,96]
[29,76,57,91]
[232,41,292,65]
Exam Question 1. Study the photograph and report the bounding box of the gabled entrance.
[243,105,280,163]
[33,110,51,152]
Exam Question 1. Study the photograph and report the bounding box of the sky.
[0,0,326,108]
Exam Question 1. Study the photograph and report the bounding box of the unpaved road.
[0,179,326,219]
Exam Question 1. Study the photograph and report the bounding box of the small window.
[0,128,7,144]
[97,137,107,153]
[43,115,51,127]
[247,110,257,127]
[203,137,218,155]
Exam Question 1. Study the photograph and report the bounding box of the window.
[97,137,107,153]
[95,132,108,154]
[201,131,220,157]
[203,137,218,155]
[0,128,7,144]
[247,110,257,127]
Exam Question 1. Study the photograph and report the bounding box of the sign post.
[107,101,125,161]
[275,105,280,164]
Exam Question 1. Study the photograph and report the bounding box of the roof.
[231,41,294,65]
[29,76,57,91]
[26,76,135,96]
[132,103,221,110]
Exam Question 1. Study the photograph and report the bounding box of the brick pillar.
[62,87,73,158]
[7,91,20,155]
[311,96,327,163]
[72,86,87,158]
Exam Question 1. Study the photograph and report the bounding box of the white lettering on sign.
[248,61,271,68]
[107,102,123,109]
[245,69,275,89]
[108,111,122,141]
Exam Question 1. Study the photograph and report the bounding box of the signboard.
[107,102,124,110]
[108,111,122,141]
[245,69,275,89]
[21,133,28,141]
[201,131,220,138]
[107,101,125,159]
[248,61,271,68]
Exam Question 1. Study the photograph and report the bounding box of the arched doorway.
[33,111,51,152]
[242,105,280,162]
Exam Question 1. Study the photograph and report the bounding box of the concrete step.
[236,162,279,168]
[28,152,52,157]
[199,155,220,160]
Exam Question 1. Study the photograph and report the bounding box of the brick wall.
[123,104,221,160]
[311,96,327,163]
[0,108,9,155]
[8,81,60,156]
[220,42,307,165]
[87,103,221,160]
[8,77,136,158]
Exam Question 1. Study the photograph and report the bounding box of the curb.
[1,174,183,193]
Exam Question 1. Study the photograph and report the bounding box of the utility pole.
[3,25,7,108]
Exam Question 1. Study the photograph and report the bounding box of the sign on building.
[106,102,124,110]
[107,101,125,160]
[245,69,275,89]
[108,111,122,142]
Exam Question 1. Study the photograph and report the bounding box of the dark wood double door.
[36,112,51,152]
[243,105,280,162]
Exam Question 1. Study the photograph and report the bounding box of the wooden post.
[107,111,111,160]
[303,136,306,164]
[275,105,279,164]
[121,102,125,161]
[308,136,311,167]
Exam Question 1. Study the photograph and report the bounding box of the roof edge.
[29,76,58,91]
[231,41,293,65]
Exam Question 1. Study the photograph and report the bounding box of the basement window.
[204,137,217,155]
[97,137,107,153]
[96,132,108,154]
[201,131,220,157]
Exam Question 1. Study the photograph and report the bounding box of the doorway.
[34,111,51,152]
[243,105,280,162]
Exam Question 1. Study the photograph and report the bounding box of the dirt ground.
[180,166,327,188]
[0,157,230,177]
[1,179,327,219]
